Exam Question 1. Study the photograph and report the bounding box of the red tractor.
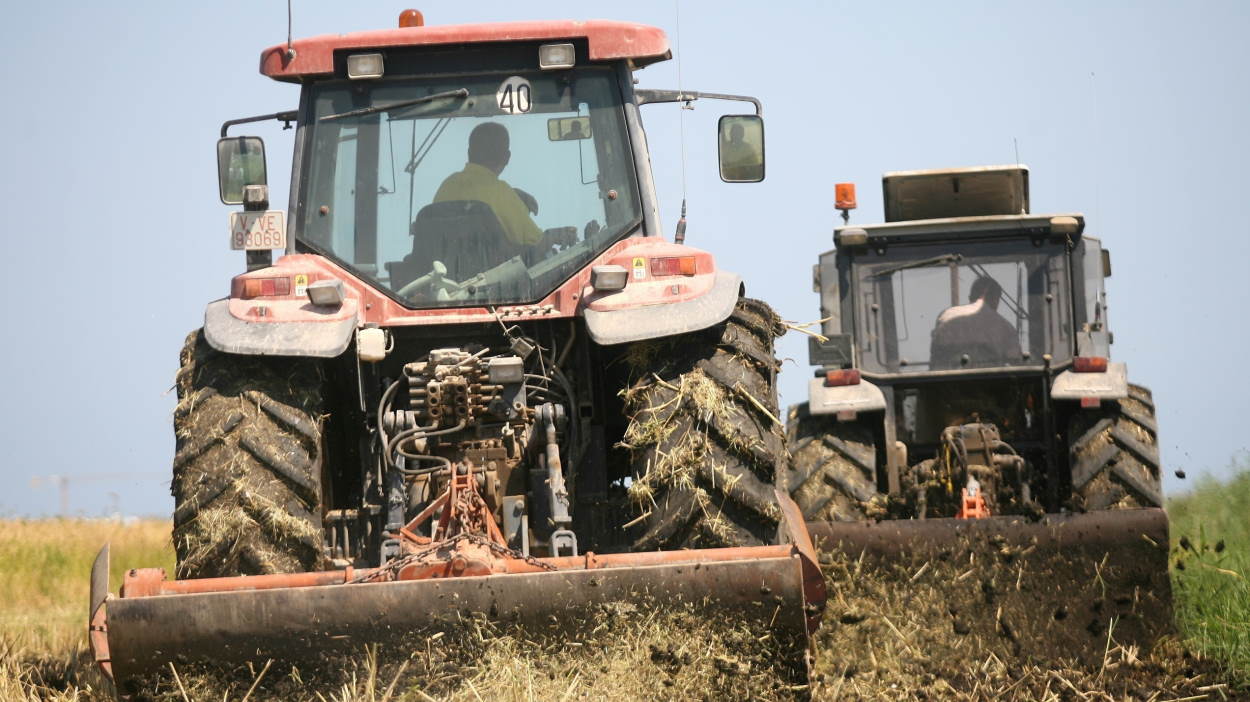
[89,12,823,690]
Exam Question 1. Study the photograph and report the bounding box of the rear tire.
[171,330,326,578]
[620,298,786,549]
[784,403,887,521]
[1068,384,1163,510]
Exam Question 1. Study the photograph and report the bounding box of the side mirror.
[1101,249,1112,278]
[718,114,764,183]
[217,136,268,205]
[547,116,591,141]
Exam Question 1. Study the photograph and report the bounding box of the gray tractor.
[788,165,1162,524]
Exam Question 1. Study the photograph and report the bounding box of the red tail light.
[1073,356,1108,373]
[650,256,696,277]
[824,369,861,387]
[242,277,291,299]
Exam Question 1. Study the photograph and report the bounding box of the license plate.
[229,210,287,251]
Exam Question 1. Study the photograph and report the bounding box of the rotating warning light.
[399,9,425,27]
[835,183,857,210]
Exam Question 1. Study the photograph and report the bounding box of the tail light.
[650,256,696,277]
[1073,356,1108,373]
[824,369,861,387]
[241,277,291,299]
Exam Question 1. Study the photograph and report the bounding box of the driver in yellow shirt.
[434,122,551,247]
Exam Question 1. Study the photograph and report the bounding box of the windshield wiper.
[320,88,470,122]
[872,253,963,277]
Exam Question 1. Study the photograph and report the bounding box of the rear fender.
[581,238,740,345]
[203,259,360,358]
[806,376,886,416]
[1050,361,1128,401]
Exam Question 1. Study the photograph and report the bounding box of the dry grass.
[0,518,172,700]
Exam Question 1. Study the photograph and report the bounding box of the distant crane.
[29,472,166,517]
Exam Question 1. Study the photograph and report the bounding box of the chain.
[466,532,559,572]
[349,530,558,583]
[348,533,473,584]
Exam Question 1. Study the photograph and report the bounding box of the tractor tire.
[621,298,787,550]
[171,329,326,579]
[784,403,887,521]
[1068,384,1163,510]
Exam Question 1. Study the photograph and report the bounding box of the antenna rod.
[285,0,297,60]
[674,199,687,244]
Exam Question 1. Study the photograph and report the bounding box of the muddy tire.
[171,330,326,579]
[621,298,786,549]
[1068,384,1163,510]
[784,403,886,521]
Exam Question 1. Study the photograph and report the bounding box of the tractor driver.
[434,122,576,253]
[929,275,1022,369]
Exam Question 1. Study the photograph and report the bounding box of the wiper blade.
[872,253,963,277]
[320,88,470,122]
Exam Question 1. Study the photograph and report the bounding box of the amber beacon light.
[399,9,425,27]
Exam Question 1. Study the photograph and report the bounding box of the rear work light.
[242,277,291,299]
[650,256,696,277]
[347,53,385,79]
[1073,356,1109,373]
[824,369,862,387]
[538,43,575,70]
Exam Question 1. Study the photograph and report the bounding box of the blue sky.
[1,1,1246,517]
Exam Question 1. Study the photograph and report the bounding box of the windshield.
[298,67,642,308]
[852,241,1071,373]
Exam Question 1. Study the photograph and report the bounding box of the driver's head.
[969,276,1003,309]
[468,122,510,174]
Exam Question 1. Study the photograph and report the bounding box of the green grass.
[1168,454,1250,683]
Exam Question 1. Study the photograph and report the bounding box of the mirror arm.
[634,89,762,117]
[220,110,298,138]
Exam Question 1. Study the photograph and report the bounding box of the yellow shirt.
[433,163,544,246]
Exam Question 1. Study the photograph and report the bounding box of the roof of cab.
[833,213,1086,247]
[260,19,671,82]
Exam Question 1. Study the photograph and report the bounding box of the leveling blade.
[807,508,1171,664]
[90,494,826,694]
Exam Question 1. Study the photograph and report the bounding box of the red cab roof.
[260,19,671,82]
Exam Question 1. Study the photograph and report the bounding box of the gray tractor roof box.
[884,165,1029,222]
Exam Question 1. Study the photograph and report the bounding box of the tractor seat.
[386,200,511,292]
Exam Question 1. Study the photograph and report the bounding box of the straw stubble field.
[3,471,1248,701]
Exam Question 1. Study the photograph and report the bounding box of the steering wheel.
[397,260,449,299]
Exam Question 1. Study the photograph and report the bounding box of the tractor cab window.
[853,241,1071,373]
[299,68,642,308]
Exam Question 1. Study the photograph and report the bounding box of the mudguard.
[583,270,741,345]
[204,299,359,357]
[1050,361,1128,401]
[806,376,886,415]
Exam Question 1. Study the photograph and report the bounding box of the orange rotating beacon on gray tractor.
[88,11,823,693]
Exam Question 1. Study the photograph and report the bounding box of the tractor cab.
[814,165,1110,381]
[215,17,766,312]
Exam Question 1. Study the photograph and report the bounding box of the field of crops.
[2,466,1247,701]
